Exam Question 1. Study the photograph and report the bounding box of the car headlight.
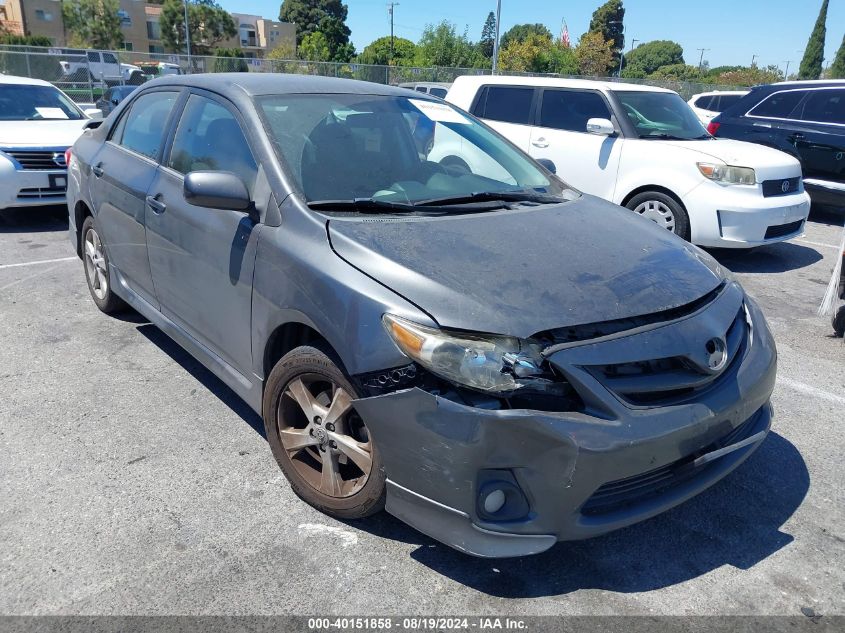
[383,314,547,393]
[697,162,756,185]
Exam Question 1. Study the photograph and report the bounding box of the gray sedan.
[66,74,776,558]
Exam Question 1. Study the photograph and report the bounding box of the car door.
[470,85,536,152]
[88,89,180,308]
[528,88,622,199]
[786,87,845,188]
[101,52,120,80]
[144,91,261,374]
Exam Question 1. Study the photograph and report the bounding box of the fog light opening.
[483,489,506,514]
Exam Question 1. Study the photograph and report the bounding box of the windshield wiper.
[414,190,564,207]
[307,198,419,213]
[640,133,693,141]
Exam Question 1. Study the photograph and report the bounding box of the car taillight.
[707,121,721,136]
[64,148,72,167]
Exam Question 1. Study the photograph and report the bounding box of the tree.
[575,31,613,76]
[214,48,248,72]
[414,21,487,69]
[479,11,496,59]
[499,24,552,51]
[648,63,703,81]
[830,32,845,79]
[498,32,576,75]
[588,0,624,72]
[798,0,828,79]
[299,31,331,61]
[279,0,352,62]
[160,0,236,56]
[621,39,683,77]
[358,36,416,66]
[716,65,783,86]
[61,0,123,50]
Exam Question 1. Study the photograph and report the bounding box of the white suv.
[688,90,749,125]
[0,75,96,211]
[442,76,810,248]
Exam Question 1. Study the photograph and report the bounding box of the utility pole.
[491,0,501,74]
[387,2,399,60]
[751,54,757,67]
[697,48,710,72]
[620,38,638,77]
[783,60,791,79]
[184,0,192,73]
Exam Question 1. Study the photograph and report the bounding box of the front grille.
[761,177,801,197]
[585,306,747,407]
[764,219,804,240]
[2,149,67,171]
[581,408,764,516]
[17,186,66,200]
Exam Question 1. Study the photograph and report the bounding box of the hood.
[328,196,724,338]
[0,120,88,148]
[657,138,802,181]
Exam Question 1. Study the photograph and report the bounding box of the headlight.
[382,314,547,393]
[697,162,756,185]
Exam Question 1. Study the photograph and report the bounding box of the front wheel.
[625,191,691,241]
[263,345,386,519]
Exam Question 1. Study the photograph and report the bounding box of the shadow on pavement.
[352,432,808,598]
[0,205,69,233]
[709,242,823,273]
[135,322,266,438]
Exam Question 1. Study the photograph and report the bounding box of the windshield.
[256,94,570,207]
[0,84,84,121]
[616,91,709,140]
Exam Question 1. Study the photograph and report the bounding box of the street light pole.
[184,0,192,73]
[697,48,710,72]
[491,0,501,74]
[751,54,757,67]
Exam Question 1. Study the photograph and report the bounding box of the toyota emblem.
[705,337,728,372]
[781,180,791,193]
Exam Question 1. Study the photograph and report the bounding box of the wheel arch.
[73,200,93,257]
[620,184,688,211]
[262,320,340,382]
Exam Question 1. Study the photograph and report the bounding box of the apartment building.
[0,0,296,58]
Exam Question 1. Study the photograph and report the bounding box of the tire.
[80,216,126,314]
[263,345,386,519]
[440,155,472,175]
[625,191,691,241]
[833,305,845,338]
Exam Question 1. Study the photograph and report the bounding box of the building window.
[149,44,165,54]
[117,9,131,26]
[35,9,53,21]
[146,20,161,40]
[123,42,134,51]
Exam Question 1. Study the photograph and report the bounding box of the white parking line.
[0,256,77,270]
[797,239,840,250]
[778,378,845,406]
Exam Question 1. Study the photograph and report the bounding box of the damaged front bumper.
[352,284,777,558]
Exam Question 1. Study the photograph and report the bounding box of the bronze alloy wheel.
[277,373,373,498]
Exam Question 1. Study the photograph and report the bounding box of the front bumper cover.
[352,285,777,557]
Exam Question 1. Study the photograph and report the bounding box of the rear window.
[716,94,744,111]
[748,90,806,119]
[539,89,611,132]
[474,86,534,125]
[430,87,447,99]
[694,95,715,110]
[795,88,845,125]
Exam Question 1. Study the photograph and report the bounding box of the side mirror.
[111,98,120,105]
[184,171,251,211]
[586,117,615,136]
[83,108,103,120]
[536,158,556,174]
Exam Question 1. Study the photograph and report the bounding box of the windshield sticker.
[34,107,68,119]
[409,99,469,124]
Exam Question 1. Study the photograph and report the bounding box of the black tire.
[625,190,691,241]
[80,216,126,314]
[263,345,386,519]
[833,305,845,338]
[440,155,472,175]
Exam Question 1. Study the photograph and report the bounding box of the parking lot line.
[797,238,840,250]
[778,377,845,406]
[0,256,77,270]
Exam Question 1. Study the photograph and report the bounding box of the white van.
[441,76,810,248]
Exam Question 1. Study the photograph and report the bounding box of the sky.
[218,0,845,73]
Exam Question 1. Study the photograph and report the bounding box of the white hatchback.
[442,76,809,249]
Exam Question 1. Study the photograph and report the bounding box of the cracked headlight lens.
[697,162,756,185]
[383,314,545,393]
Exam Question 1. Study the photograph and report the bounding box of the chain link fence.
[0,44,743,104]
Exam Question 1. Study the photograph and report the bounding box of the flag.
[561,20,571,48]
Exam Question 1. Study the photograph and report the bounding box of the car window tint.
[748,90,806,118]
[796,88,845,125]
[482,86,534,125]
[115,91,178,159]
[539,90,611,132]
[717,94,743,110]
[694,95,714,109]
[470,86,489,116]
[415,86,428,93]
[103,53,117,64]
[430,87,447,98]
[87,51,99,62]
[168,94,257,192]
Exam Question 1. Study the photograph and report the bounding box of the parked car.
[709,80,845,214]
[95,85,137,117]
[444,75,810,248]
[60,50,123,82]
[398,82,451,99]
[0,75,100,211]
[67,74,777,558]
[687,90,749,125]
[137,62,183,79]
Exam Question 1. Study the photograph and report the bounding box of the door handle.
[91,163,104,177]
[146,195,166,214]
[531,138,549,148]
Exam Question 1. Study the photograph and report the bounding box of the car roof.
[762,79,845,89]
[690,90,749,97]
[0,74,54,87]
[141,73,430,98]
[453,74,675,94]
